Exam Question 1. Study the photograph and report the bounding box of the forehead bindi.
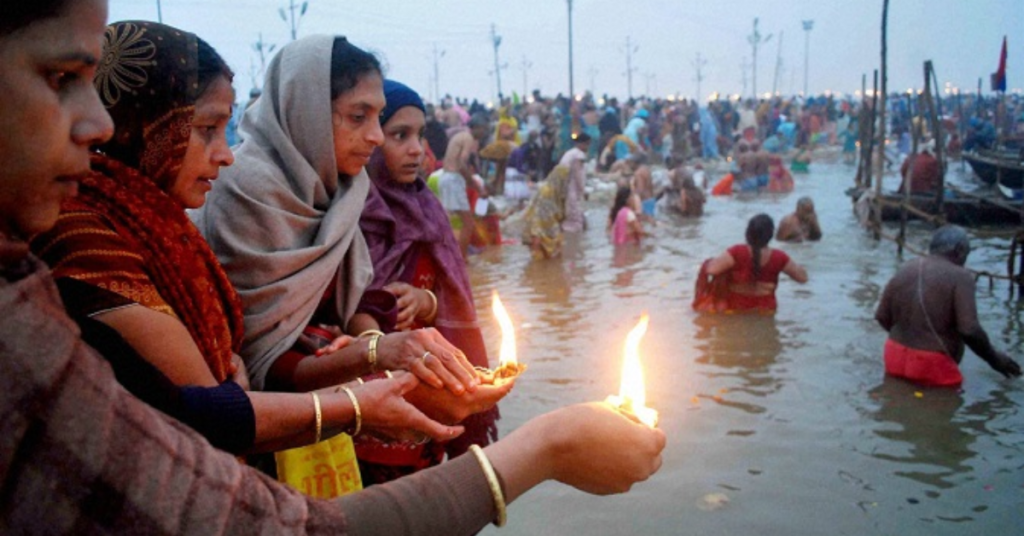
[195,77,235,121]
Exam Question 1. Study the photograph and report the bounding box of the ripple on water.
[474,160,1024,535]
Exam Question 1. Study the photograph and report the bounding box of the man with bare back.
[875,226,1020,387]
[441,113,490,257]
[776,197,822,242]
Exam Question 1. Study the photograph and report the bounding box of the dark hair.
[745,213,774,279]
[196,37,233,98]
[0,0,70,36]
[330,37,382,100]
[609,186,633,226]
[468,113,490,128]
[929,225,970,260]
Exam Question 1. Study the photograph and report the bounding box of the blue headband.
[381,79,426,126]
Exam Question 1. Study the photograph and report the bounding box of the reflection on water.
[866,379,973,489]
[693,315,785,414]
[475,159,1024,535]
[611,243,646,291]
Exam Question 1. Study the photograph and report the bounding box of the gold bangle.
[311,392,322,444]
[358,329,385,339]
[341,386,361,437]
[423,288,438,320]
[367,333,381,373]
[469,444,507,527]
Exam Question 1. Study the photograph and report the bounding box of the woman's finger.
[408,353,445,389]
[422,350,463,392]
[401,406,465,442]
[424,329,478,378]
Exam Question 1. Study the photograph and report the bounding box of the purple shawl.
[360,152,497,450]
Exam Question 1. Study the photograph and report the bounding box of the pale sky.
[110,0,1022,104]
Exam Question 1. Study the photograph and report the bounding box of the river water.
[470,156,1024,535]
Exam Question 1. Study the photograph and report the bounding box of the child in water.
[608,186,645,245]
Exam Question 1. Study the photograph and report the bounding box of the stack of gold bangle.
[340,386,361,437]
[359,330,385,373]
[469,445,507,527]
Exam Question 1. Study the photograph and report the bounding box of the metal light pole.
[432,43,445,103]
[772,31,784,96]
[802,20,814,96]
[156,0,163,22]
[740,57,750,98]
[279,0,309,41]
[520,55,533,97]
[747,17,772,98]
[491,24,504,101]
[567,0,574,99]
[692,52,707,102]
[623,36,639,100]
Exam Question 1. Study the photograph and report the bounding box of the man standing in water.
[441,113,489,257]
[875,226,1021,387]
[776,197,822,243]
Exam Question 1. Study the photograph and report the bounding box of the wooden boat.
[846,187,1022,226]
[964,150,1024,189]
[997,182,1023,201]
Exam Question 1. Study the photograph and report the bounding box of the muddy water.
[471,158,1024,535]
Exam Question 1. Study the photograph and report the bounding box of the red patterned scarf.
[62,154,244,382]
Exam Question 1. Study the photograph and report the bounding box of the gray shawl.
[191,35,372,389]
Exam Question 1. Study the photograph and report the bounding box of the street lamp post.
[747,17,772,99]
[802,20,814,96]
[567,0,574,99]
[491,24,504,101]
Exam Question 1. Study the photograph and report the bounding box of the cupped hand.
[536,402,666,495]
[376,328,479,394]
[353,371,465,443]
[403,373,514,425]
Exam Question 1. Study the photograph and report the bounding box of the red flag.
[993,36,1007,92]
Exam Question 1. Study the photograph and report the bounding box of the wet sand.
[470,156,1024,535]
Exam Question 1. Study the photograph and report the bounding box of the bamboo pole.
[921,62,944,212]
[873,0,890,240]
[957,91,966,171]
[867,70,879,190]
[900,92,921,256]
[876,197,946,223]
[855,73,868,188]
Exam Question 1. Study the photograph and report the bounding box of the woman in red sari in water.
[355,80,506,484]
[704,213,808,312]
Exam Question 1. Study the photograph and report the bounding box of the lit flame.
[606,314,658,427]
[491,291,517,368]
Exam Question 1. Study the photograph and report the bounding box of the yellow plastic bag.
[275,433,363,499]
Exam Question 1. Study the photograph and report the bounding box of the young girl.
[356,80,505,484]
[608,185,644,245]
